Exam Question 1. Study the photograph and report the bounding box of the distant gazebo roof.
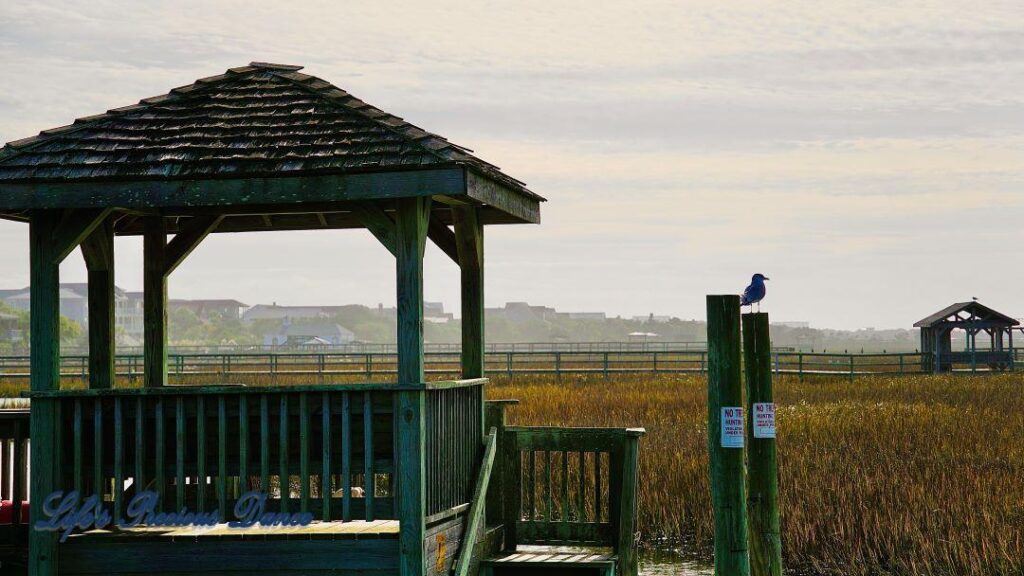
[0,62,542,229]
[913,301,1019,329]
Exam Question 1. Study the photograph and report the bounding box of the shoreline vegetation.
[489,373,1023,576]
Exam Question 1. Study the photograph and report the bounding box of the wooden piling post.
[742,313,782,576]
[706,295,750,576]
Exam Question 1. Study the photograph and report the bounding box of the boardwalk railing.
[501,426,644,576]
[0,350,1019,383]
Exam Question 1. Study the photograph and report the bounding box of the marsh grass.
[3,371,1020,575]
[488,373,1024,576]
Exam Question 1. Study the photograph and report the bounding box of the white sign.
[753,402,776,439]
[720,407,744,448]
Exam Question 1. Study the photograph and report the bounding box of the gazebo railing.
[24,380,485,526]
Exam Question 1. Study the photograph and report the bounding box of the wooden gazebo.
[0,63,643,576]
[914,301,1018,373]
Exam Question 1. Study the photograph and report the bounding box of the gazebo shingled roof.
[913,301,1019,328]
[0,62,542,230]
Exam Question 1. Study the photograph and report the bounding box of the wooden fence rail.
[0,349,1018,384]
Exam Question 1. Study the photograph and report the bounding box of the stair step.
[481,551,617,575]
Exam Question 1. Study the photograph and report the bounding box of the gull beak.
[764,277,770,281]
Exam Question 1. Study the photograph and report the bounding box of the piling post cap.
[624,427,646,437]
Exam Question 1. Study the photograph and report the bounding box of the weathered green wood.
[299,392,310,514]
[453,428,497,576]
[341,392,352,522]
[615,431,643,576]
[164,215,223,275]
[0,168,466,211]
[239,396,249,494]
[26,379,487,397]
[453,206,484,380]
[176,397,185,510]
[73,399,83,495]
[577,450,585,522]
[594,449,602,523]
[155,398,165,509]
[545,451,552,522]
[260,395,270,493]
[113,398,124,523]
[28,209,61,576]
[53,208,113,262]
[196,396,206,510]
[143,216,168,388]
[561,450,569,528]
[81,219,115,390]
[484,401,515,529]
[743,313,783,576]
[279,394,290,513]
[93,400,103,504]
[707,295,751,576]
[464,170,541,224]
[426,213,459,264]
[363,392,375,521]
[135,397,145,497]
[321,392,332,521]
[351,201,397,256]
[218,396,228,520]
[395,197,429,576]
[502,429,521,552]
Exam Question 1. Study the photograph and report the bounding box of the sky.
[0,0,1022,330]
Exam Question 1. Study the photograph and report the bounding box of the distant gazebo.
[914,301,1018,373]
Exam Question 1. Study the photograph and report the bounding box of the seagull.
[741,273,769,311]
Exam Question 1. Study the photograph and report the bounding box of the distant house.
[263,320,356,347]
[563,312,606,321]
[170,299,248,320]
[632,314,672,323]
[243,304,346,323]
[2,283,144,343]
[0,312,21,343]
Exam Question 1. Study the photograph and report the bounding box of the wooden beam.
[81,219,115,389]
[465,170,541,224]
[395,196,430,576]
[53,208,113,262]
[351,201,397,257]
[427,213,459,264]
[164,215,224,275]
[28,210,61,575]
[453,206,484,379]
[0,168,465,210]
[143,216,168,388]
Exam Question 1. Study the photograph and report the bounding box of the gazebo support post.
[29,208,109,576]
[82,218,115,389]
[454,206,484,380]
[144,215,223,387]
[395,197,430,576]
[143,216,168,388]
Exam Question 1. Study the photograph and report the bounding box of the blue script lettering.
[34,491,111,542]
[229,491,313,528]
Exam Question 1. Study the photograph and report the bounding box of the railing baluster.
[196,396,206,511]
[218,396,227,519]
[595,450,602,523]
[135,397,145,498]
[299,392,310,514]
[279,394,289,512]
[528,450,536,521]
[155,398,165,511]
[260,394,269,494]
[176,397,185,511]
[341,391,351,522]
[114,397,123,523]
[93,399,103,506]
[577,450,585,522]
[363,391,374,521]
[239,395,249,496]
[321,392,331,521]
[73,399,82,495]
[545,450,553,522]
[561,450,569,525]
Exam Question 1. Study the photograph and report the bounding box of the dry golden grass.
[487,373,1024,576]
